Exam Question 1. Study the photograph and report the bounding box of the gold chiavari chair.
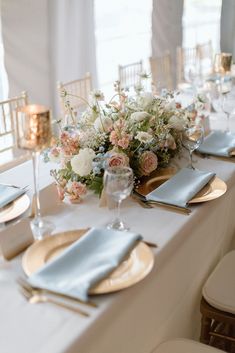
[58,72,92,118]
[149,52,173,93]
[197,40,213,76]
[176,46,199,89]
[0,91,29,172]
[118,60,143,90]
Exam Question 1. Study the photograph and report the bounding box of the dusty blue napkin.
[0,185,25,209]
[146,168,215,208]
[29,228,142,302]
[198,131,235,157]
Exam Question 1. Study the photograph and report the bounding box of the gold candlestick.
[16,104,54,239]
[214,53,232,74]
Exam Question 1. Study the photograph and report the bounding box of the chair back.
[58,72,92,118]
[197,40,213,76]
[176,46,198,87]
[0,91,29,171]
[118,60,143,89]
[150,53,173,93]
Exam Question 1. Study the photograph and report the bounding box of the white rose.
[94,116,113,132]
[71,148,96,176]
[168,115,185,131]
[130,111,150,122]
[136,131,153,143]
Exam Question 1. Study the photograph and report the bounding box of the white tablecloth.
[1,114,235,353]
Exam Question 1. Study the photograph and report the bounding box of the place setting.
[133,123,227,215]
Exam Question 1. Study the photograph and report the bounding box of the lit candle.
[16,104,51,151]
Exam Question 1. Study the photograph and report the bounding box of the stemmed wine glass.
[16,104,54,239]
[103,166,133,231]
[183,125,204,169]
[222,93,235,133]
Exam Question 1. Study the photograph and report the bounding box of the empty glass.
[103,166,133,231]
[222,93,235,132]
[183,125,204,169]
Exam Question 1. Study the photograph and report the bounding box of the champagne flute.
[103,166,133,231]
[16,104,54,239]
[183,125,204,169]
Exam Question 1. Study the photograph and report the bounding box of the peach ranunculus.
[108,153,129,168]
[139,151,158,176]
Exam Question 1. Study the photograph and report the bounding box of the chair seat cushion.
[153,339,224,353]
[203,251,235,314]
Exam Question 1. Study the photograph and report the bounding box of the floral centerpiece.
[46,81,203,203]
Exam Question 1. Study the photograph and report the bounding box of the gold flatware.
[17,277,97,309]
[18,282,89,317]
[133,190,191,215]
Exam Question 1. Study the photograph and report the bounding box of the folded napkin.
[29,228,142,302]
[146,168,215,208]
[0,185,25,209]
[198,131,235,157]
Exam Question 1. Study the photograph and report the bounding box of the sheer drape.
[151,0,184,87]
[220,0,235,56]
[1,0,97,116]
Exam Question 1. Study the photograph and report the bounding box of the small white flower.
[89,90,104,102]
[130,111,150,122]
[71,148,96,176]
[168,115,185,131]
[136,131,153,143]
[94,116,113,132]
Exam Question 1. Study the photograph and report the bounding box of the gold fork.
[17,277,98,308]
[18,281,90,317]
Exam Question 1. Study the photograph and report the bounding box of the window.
[183,0,222,52]
[94,0,152,97]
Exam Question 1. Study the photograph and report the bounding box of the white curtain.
[220,0,235,56]
[152,0,184,87]
[1,0,97,117]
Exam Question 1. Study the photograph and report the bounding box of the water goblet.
[103,166,133,231]
[183,125,204,169]
[16,104,54,239]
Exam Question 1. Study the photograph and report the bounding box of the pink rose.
[108,153,129,168]
[139,151,158,176]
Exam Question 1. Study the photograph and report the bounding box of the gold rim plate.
[136,167,227,204]
[22,229,154,295]
[0,194,30,223]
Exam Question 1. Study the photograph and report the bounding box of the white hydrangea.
[137,92,154,109]
[71,148,96,176]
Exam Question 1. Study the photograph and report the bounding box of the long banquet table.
[1,114,235,353]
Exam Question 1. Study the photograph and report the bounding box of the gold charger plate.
[22,229,154,295]
[0,194,30,223]
[136,167,227,204]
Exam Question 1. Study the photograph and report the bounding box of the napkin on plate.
[28,227,142,302]
[146,168,215,208]
[198,131,235,157]
[0,185,25,209]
